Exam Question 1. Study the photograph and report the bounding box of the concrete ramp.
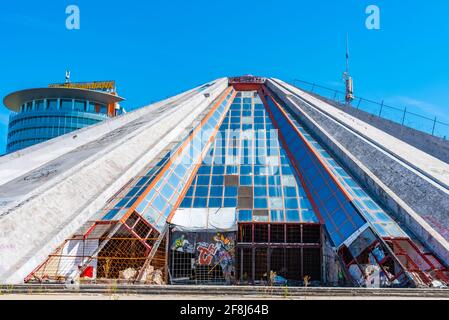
[268,78,449,266]
[0,79,228,283]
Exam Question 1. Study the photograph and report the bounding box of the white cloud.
[387,96,449,122]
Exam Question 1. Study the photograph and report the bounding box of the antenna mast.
[65,70,71,84]
[343,34,354,104]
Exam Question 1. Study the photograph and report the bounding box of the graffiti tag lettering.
[197,243,218,266]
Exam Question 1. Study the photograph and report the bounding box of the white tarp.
[59,239,98,279]
[171,208,237,232]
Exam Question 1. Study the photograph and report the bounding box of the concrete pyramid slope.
[268,79,449,266]
[1,76,448,287]
[0,79,228,283]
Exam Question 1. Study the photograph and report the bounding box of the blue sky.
[1,0,449,154]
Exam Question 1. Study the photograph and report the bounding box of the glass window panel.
[208,198,222,207]
[269,197,283,209]
[186,186,194,197]
[286,210,300,222]
[224,186,238,197]
[35,100,44,111]
[193,197,208,208]
[268,187,282,197]
[223,198,237,207]
[47,99,58,110]
[198,166,212,174]
[270,210,284,222]
[195,186,208,197]
[152,195,166,212]
[197,175,210,185]
[299,198,313,210]
[238,210,252,222]
[283,187,297,197]
[284,198,299,209]
[74,100,86,112]
[212,166,225,174]
[100,105,108,114]
[211,175,224,185]
[302,210,319,223]
[254,187,267,197]
[210,186,223,197]
[347,228,376,258]
[254,198,268,209]
[60,99,73,111]
[364,199,381,211]
[180,197,192,208]
[254,176,267,185]
[240,175,253,186]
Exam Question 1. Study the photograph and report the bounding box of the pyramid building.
[1,76,449,287]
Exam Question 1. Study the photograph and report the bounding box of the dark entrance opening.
[236,223,322,285]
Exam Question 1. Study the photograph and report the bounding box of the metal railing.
[291,79,449,140]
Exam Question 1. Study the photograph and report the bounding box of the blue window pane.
[211,176,224,185]
[299,198,313,210]
[186,187,194,197]
[223,198,237,207]
[193,198,208,208]
[238,210,252,222]
[197,175,210,185]
[208,198,223,207]
[103,209,119,220]
[195,186,209,197]
[254,176,267,185]
[240,176,253,186]
[224,186,238,197]
[284,198,299,209]
[302,210,319,223]
[364,199,380,211]
[210,186,223,197]
[269,197,283,209]
[268,176,281,185]
[198,166,212,174]
[226,166,238,174]
[270,210,284,222]
[153,196,166,212]
[254,198,268,209]
[241,165,252,174]
[180,197,192,208]
[254,187,267,197]
[268,187,282,197]
[213,166,225,174]
[286,210,300,222]
[339,221,357,240]
[283,187,297,197]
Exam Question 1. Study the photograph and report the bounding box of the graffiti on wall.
[171,231,236,283]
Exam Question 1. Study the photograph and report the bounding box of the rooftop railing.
[291,79,449,140]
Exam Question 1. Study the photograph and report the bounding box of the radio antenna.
[343,34,354,104]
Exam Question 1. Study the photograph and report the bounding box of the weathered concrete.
[313,94,449,164]
[0,79,228,284]
[1,284,449,300]
[267,78,449,266]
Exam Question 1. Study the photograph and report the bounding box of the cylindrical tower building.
[3,81,125,153]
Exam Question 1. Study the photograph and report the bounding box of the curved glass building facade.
[4,82,125,153]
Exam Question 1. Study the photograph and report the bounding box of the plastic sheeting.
[170,208,237,232]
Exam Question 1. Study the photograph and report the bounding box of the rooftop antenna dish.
[65,70,71,84]
[343,34,354,104]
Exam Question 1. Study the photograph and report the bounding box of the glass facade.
[6,97,119,153]
[264,94,408,241]
[100,89,235,233]
[180,91,320,224]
